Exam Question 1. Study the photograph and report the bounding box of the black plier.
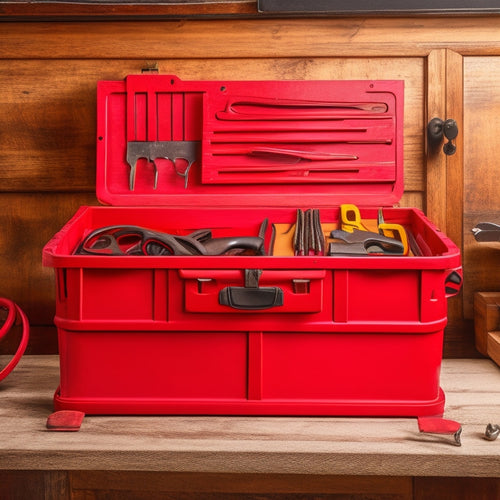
[75,225,265,256]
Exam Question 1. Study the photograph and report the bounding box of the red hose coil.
[0,298,29,382]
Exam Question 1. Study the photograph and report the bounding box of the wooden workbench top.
[0,356,499,477]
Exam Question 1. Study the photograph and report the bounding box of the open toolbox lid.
[96,75,403,208]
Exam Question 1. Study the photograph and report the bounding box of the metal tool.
[484,423,500,441]
[417,416,462,447]
[127,141,200,190]
[313,209,325,255]
[378,208,409,255]
[406,229,423,256]
[258,218,269,256]
[293,209,304,256]
[215,146,358,162]
[472,222,500,242]
[293,208,325,256]
[328,229,405,255]
[212,147,360,177]
[338,205,409,255]
[216,96,388,121]
[75,225,265,256]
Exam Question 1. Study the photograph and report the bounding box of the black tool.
[75,226,265,256]
[293,208,325,256]
[328,229,405,255]
[127,141,200,190]
[472,222,500,242]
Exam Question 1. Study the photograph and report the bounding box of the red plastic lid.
[96,75,403,208]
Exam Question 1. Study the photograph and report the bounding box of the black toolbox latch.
[219,269,284,310]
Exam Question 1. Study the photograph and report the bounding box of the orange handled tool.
[377,208,409,256]
[340,204,409,256]
[340,204,370,233]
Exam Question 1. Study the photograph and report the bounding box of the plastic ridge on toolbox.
[43,75,462,417]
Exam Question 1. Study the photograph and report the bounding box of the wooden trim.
[0,1,259,20]
[445,49,464,248]
[3,17,500,59]
[424,49,464,247]
[70,471,413,495]
[445,49,464,324]
[1,471,498,498]
[3,1,500,21]
[425,49,447,229]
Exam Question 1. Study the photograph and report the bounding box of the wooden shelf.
[1,355,499,477]
[0,1,259,21]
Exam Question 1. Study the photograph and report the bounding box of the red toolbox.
[43,75,462,416]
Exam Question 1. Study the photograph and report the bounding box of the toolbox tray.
[43,76,462,416]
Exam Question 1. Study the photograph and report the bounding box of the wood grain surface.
[3,17,500,59]
[0,0,258,19]
[463,57,500,319]
[0,356,499,478]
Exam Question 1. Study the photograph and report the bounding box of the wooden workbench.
[0,355,499,498]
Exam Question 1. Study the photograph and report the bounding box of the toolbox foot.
[46,410,85,432]
[417,416,462,446]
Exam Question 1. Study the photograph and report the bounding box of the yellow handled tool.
[377,208,409,256]
[340,204,369,232]
[340,204,409,256]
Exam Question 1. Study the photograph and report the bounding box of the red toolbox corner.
[43,75,462,416]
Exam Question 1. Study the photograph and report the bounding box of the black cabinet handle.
[427,118,458,156]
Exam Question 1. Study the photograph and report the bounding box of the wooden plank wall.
[1,15,498,357]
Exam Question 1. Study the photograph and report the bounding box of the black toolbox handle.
[219,269,284,310]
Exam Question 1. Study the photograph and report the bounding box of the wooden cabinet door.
[430,53,500,356]
[463,57,500,318]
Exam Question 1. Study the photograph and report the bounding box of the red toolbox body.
[43,75,462,416]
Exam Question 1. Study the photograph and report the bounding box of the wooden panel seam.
[425,49,447,229]
[445,49,464,323]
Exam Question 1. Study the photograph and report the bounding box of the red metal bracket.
[418,416,462,446]
[46,411,85,432]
